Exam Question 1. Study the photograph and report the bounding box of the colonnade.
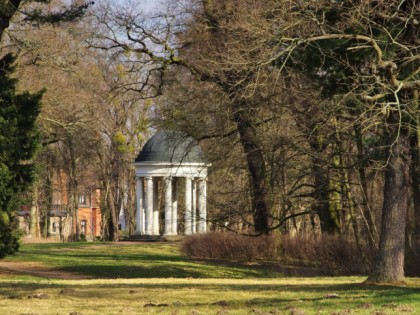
[135,176,207,235]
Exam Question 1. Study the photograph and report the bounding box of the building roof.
[135,131,205,164]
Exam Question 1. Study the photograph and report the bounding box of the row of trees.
[93,0,418,283]
[1,0,418,284]
[1,0,149,244]
[0,0,76,256]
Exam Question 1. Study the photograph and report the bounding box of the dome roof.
[135,131,205,163]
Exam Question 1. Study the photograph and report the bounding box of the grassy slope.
[0,242,419,315]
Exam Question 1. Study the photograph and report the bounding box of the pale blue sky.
[141,0,163,12]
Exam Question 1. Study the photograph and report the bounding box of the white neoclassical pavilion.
[134,131,209,236]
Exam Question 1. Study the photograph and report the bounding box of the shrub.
[282,234,374,275]
[182,232,373,275]
[0,220,20,258]
[182,232,281,262]
[79,233,87,242]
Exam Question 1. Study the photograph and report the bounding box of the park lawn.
[0,242,419,315]
[3,241,281,278]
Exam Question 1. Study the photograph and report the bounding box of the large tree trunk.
[232,102,270,234]
[366,111,410,284]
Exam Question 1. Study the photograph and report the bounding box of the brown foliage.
[281,234,374,275]
[182,232,281,262]
[182,232,374,275]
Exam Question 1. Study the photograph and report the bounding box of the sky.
[141,0,163,12]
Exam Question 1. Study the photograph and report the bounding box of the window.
[78,193,86,205]
[81,220,87,234]
[52,222,57,233]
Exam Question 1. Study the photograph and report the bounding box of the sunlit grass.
[5,242,281,278]
[0,242,419,315]
[1,277,419,315]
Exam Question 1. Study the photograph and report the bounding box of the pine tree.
[0,53,42,258]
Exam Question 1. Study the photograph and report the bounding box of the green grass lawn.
[4,241,280,278]
[0,242,419,315]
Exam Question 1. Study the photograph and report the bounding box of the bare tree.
[10,19,105,240]
[86,0,418,282]
[267,0,419,283]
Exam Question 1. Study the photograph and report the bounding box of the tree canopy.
[0,0,418,284]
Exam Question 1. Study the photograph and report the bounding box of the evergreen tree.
[0,53,42,258]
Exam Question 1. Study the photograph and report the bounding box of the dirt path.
[0,260,92,280]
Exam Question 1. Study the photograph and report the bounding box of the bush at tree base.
[0,217,20,258]
[182,232,376,275]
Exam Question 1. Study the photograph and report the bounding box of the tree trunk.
[409,91,420,255]
[29,203,38,238]
[42,172,53,237]
[309,135,339,234]
[366,111,410,284]
[354,123,378,249]
[124,170,136,235]
[106,186,119,241]
[232,102,270,234]
[291,103,339,234]
[101,180,119,242]
[67,144,79,241]
[29,185,41,238]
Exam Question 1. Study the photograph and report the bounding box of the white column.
[135,177,144,234]
[192,179,197,234]
[164,177,172,235]
[184,177,192,235]
[153,179,160,235]
[198,178,207,233]
[145,176,153,235]
[172,178,178,235]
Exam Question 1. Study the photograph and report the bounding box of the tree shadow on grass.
[14,250,280,278]
[0,281,418,307]
[60,264,205,278]
[45,252,187,262]
[58,261,275,278]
